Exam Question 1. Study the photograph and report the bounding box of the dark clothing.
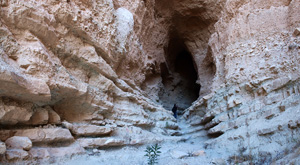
[172,104,177,119]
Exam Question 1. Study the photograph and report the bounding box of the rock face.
[0,0,299,163]
[182,0,300,163]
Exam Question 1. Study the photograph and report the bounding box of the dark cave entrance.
[159,33,200,112]
[175,50,200,99]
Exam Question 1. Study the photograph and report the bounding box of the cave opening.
[158,33,200,112]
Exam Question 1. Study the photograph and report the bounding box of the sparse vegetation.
[144,144,161,165]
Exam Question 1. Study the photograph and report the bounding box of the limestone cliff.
[0,0,299,163]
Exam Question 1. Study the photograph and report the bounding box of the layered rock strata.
[0,0,177,162]
[0,0,299,163]
[183,0,300,163]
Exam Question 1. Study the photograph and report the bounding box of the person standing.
[172,104,177,119]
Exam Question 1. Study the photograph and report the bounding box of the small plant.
[144,144,161,165]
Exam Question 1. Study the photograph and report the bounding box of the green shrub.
[144,144,161,165]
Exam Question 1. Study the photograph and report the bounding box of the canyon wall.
[0,0,299,163]
[183,0,300,163]
[0,0,178,161]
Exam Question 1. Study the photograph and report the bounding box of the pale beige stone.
[14,128,74,143]
[29,107,49,125]
[5,136,32,151]
[62,121,113,137]
[47,107,61,124]
[0,99,34,125]
[6,149,29,161]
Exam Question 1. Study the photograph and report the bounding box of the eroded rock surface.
[0,0,299,164]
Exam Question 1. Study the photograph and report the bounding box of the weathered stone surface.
[0,0,299,163]
[5,149,29,161]
[14,128,74,143]
[77,138,125,148]
[5,136,32,151]
[0,141,6,154]
[62,121,113,137]
[29,107,49,125]
[0,98,34,125]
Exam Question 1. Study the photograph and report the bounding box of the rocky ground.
[2,116,222,165]
[4,115,300,165]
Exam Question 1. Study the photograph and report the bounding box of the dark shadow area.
[158,31,200,112]
[175,50,201,99]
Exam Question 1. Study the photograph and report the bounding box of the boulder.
[29,107,49,125]
[5,136,32,151]
[0,99,34,125]
[48,107,61,124]
[5,149,29,161]
[14,128,74,143]
[62,121,112,136]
